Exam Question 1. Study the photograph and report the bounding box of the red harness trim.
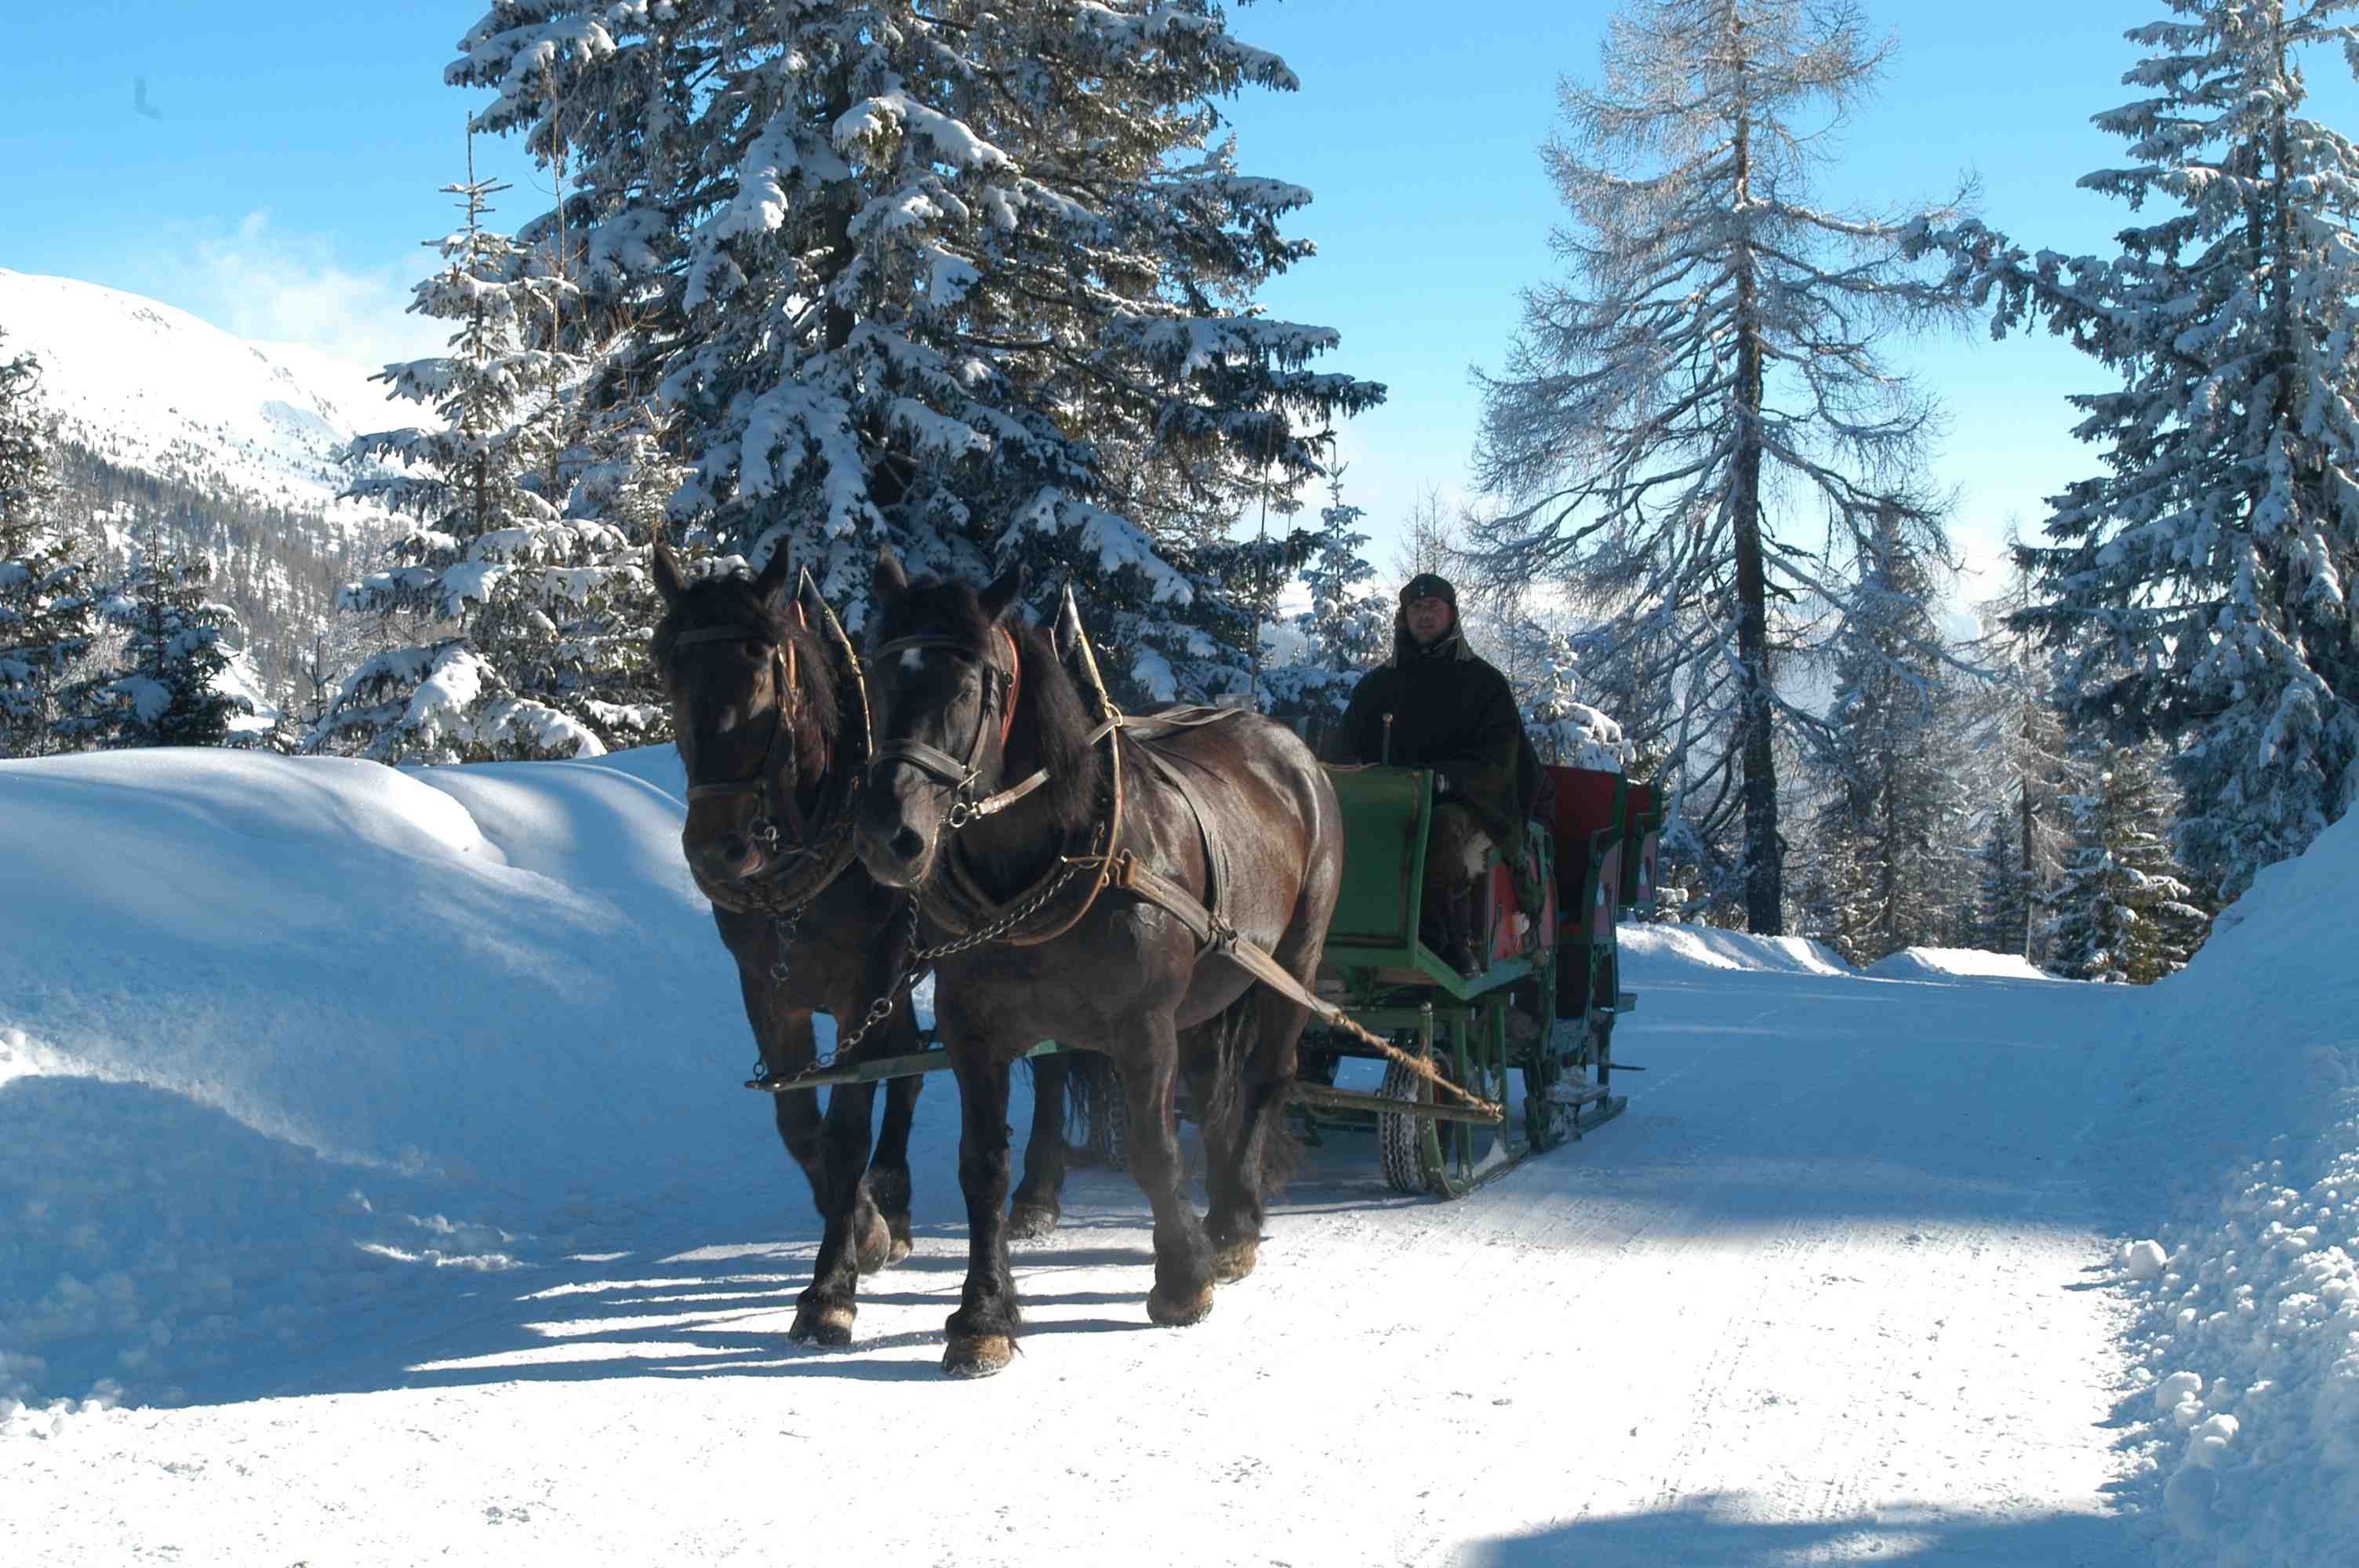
[997,623,1020,757]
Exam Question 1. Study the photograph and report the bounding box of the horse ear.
[753,538,793,605]
[874,543,909,606]
[980,561,1027,623]
[651,535,688,608]
[1053,583,1086,662]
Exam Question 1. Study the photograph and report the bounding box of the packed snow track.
[2,751,2161,1564]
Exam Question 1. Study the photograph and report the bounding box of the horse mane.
[876,575,1105,848]
[652,568,843,775]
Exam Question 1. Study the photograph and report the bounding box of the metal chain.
[747,855,1093,1093]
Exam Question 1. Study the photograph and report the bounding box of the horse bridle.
[674,610,813,857]
[863,625,1030,830]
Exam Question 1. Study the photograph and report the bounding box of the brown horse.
[650,541,1084,1348]
[852,549,1344,1377]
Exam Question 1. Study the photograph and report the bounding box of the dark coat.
[1332,615,1536,856]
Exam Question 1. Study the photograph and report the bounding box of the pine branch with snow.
[1911,0,2359,905]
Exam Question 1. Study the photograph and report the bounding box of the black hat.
[1400,572,1456,608]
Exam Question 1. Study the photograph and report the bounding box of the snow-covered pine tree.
[1917,1,2359,906]
[449,0,1380,697]
[1256,470,1388,742]
[1467,0,1973,935]
[2046,739,2210,982]
[1971,815,2026,954]
[0,334,97,758]
[1294,471,1390,674]
[1801,501,1972,961]
[60,552,245,750]
[316,157,607,763]
[1961,542,2077,960]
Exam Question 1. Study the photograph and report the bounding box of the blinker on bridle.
[674,607,814,858]
[864,625,1040,829]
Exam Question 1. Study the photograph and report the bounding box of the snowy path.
[5,938,2149,1566]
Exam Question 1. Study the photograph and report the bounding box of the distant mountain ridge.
[2,269,413,706]
[0,268,405,528]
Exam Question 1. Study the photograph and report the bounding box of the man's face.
[1404,594,1454,646]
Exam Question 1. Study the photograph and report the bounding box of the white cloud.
[165,211,448,380]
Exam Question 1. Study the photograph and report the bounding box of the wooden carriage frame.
[1286,763,1661,1197]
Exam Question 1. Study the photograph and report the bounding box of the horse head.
[650,537,845,891]
[853,544,1030,889]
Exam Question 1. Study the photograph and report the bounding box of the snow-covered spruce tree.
[0,334,97,758]
[316,161,609,763]
[2046,739,2210,982]
[449,0,1379,698]
[1961,542,2077,960]
[1467,0,1972,934]
[1801,501,1972,962]
[59,552,245,750]
[1259,470,1388,742]
[1917,1,2359,904]
[1971,814,2027,954]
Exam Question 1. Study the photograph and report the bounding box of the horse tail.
[1194,992,1300,1195]
[1056,1049,1127,1168]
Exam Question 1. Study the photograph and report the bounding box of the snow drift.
[2106,811,2359,1568]
[0,746,776,1412]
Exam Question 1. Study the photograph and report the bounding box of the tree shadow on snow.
[0,1075,1172,1410]
[1459,1494,2147,1567]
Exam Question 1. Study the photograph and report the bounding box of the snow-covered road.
[4,804,2153,1568]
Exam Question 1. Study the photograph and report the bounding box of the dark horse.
[649,540,1085,1348]
[853,549,1344,1377]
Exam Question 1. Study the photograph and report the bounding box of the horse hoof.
[1213,1237,1259,1283]
[942,1333,1016,1378]
[1005,1202,1062,1242]
[853,1210,894,1276]
[885,1233,913,1267]
[1147,1282,1215,1327]
[789,1301,856,1347]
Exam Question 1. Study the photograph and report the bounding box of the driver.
[1329,572,1535,979]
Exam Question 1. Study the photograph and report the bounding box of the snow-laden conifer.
[449,0,1379,698]
[1802,503,1972,962]
[315,161,607,762]
[0,335,97,757]
[1916,0,2359,904]
[1960,543,2077,960]
[60,552,245,750]
[2047,740,2210,982]
[1467,0,1973,934]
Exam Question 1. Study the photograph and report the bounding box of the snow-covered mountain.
[0,268,402,533]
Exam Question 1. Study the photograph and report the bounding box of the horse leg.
[943,1047,1022,1378]
[1007,1053,1068,1241]
[1128,1018,1217,1327]
[789,1075,881,1345]
[1208,985,1310,1283]
[865,1069,921,1268]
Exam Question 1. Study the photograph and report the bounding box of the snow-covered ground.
[2,746,2350,1566]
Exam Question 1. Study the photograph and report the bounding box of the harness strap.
[1128,737,1230,938]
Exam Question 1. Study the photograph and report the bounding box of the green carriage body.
[1292,763,1635,1197]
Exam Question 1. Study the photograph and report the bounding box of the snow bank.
[1863,946,2055,982]
[2104,810,2359,1568]
[0,746,779,1411]
[1616,922,1852,978]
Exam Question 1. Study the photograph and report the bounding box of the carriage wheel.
[1376,1058,1427,1195]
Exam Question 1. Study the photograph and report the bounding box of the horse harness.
[775,617,1506,1118]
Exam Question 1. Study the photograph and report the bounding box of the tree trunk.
[1730,67,1783,936]
[2018,779,2034,961]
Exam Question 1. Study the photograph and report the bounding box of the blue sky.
[6,1,2357,600]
